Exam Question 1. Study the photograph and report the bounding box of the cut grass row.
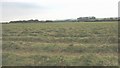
[3,41,118,53]
[3,52,118,66]
[2,22,118,66]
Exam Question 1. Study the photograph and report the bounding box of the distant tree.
[45,20,53,22]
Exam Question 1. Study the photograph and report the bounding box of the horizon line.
[1,16,119,23]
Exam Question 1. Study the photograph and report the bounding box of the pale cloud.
[0,0,119,22]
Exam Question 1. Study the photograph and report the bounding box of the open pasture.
[2,22,118,66]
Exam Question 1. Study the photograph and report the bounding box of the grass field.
[2,22,118,66]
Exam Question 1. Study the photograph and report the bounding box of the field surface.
[2,22,118,66]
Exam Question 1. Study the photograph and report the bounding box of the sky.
[0,0,119,22]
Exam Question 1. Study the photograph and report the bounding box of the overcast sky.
[0,0,119,22]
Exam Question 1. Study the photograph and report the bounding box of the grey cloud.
[1,2,44,9]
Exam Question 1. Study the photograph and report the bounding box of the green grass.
[2,22,118,66]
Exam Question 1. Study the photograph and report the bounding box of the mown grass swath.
[2,22,118,66]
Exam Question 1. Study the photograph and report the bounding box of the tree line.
[9,17,119,23]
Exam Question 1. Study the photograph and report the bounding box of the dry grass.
[2,22,118,66]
